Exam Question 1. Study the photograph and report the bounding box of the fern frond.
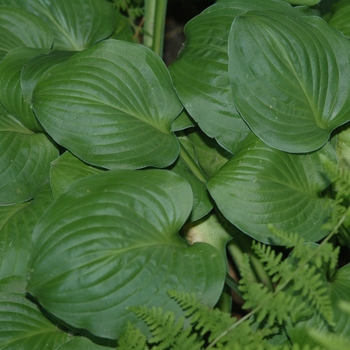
[168,290,236,340]
[251,241,292,282]
[129,305,201,350]
[116,322,148,349]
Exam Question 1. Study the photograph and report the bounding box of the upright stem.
[143,0,168,57]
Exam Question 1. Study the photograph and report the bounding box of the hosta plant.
[1,0,350,349]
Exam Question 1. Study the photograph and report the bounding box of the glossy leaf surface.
[229,11,350,153]
[169,0,303,153]
[207,136,336,244]
[27,170,226,339]
[33,39,181,170]
[0,5,53,60]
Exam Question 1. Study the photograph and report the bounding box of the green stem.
[143,0,168,57]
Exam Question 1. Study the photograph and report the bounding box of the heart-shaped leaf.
[0,275,73,350]
[169,0,304,154]
[0,114,59,205]
[33,39,182,170]
[229,11,350,153]
[50,151,104,200]
[0,183,52,279]
[27,170,226,339]
[21,0,115,51]
[0,47,49,132]
[0,5,53,60]
[207,136,336,244]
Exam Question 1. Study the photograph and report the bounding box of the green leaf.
[0,275,73,350]
[0,183,53,279]
[27,170,226,339]
[21,50,75,106]
[0,114,59,205]
[0,5,53,60]
[187,128,231,178]
[207,135,336,244]
[169,0,303,154]
[228,11,350,153]
[283,0,320,5]
[50,151,104,200]
[0,47,49,132]
[171,110,194,132]
[168,157,213,222]
[56,337,112,350]
[329,0,350,39]
[286,264,350,347]
[22,0,115,51]
[33,39,181,170]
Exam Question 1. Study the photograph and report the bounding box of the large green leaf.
[0,114,59,205]
[229,11,350,153]
[21,0,115,51]
[33,39,181,170]
[286,264,350,347]
[0,47,49,131]
[207,135,336,244]
[0,275,73,350]
[0,5,53,60]
[169,0,304,154]
[0,183,52,279]
[27,170,226,339]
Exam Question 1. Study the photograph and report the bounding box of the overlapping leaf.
[0,184,53,279]
[168,156,212,222]
[0,114,58,205]
[0,47,49,131]
[169,0,304,153]
[20,0,115,51]
[27,170,226,339]
[0,5,53,60]
[0,276,73,350]
[33,39,182,170]
[328,0,350,39]
[207,136,336,244]
[50,151,104,200]
[229,11,350,153]
[21,50,75,105]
